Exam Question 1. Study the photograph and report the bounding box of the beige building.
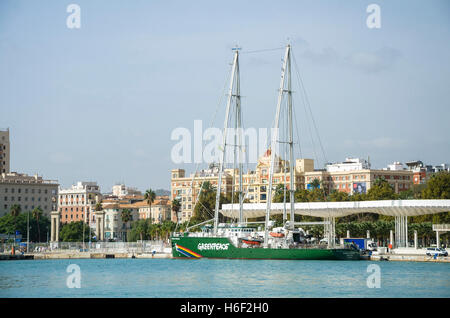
[171,153,414,222]
[171,166,234,222]
[0,129,10,174]
[236,149,310,204]
[0,172,58,217]
[136,197,171,223]
[170,150,310,222]
[103,203,140,241]
[305,158,413,194]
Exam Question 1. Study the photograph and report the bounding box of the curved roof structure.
[221,200,450,219]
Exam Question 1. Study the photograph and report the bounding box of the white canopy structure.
[221,200,450,248]
[221,200,450,218]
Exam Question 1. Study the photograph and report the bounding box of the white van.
[426,248,448,257]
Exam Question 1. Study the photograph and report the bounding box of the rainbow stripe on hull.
[175,244,202,258]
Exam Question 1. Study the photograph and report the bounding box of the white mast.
[287,45,295,230]
[237,61,244,226]
[264,44,291,247]
[214,48,241,234]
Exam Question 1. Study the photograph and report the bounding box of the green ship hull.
[171,236,361,260]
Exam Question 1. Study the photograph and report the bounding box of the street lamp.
[27,210,29,253]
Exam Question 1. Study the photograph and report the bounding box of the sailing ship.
[171,44,360,260]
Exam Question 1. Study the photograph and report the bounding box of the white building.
[385,162,405,171]
[326,158,371,172]
[112,184,142,198]
[103,203,139,241]
[58,181,102,226]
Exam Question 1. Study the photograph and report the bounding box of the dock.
[0,252,172,260]
[369,254,450,263]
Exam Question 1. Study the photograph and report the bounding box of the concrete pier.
[29,252,172,260]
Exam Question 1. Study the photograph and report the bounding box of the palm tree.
[144,189,156,223]
[91,201,103,243]
[135,220,148,241]
[10,204,21,241]
[121,209,132,241]
[161,221,173,241]
[32,206,43,242]
[95,201,103,213]
[171,199,181,223]
[310,178,321,190]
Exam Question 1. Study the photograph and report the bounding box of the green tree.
[171,199,181,223]
[95,201,103,212]
[366,177,396,200]
[130,219,149,241]
[421,172,450,199]
[192,181,229,223]
[310,178,321,190]
[328,190,350,202]
[59,221,90,242]
[121,209,132,241]
[10,204,21,240]
[32,207,43,242]
[307,188,327,202]
[273,184,288,203]
[0,213,50,242]
[294,189,310,202]
[144,189,156,223]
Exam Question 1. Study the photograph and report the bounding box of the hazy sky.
[1,0,449,192]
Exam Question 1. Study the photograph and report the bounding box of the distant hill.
[155,189,170,196]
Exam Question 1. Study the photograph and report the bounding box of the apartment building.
[406,161,450,185]
[171,166,234,222]
[0,129,10,174]
[170,150,311,222]
[136,197,171,223]
[103,203,139,241]
[237,150,310,204]
[112,184,142,198]
[305,158,413,194]
[171,154,415,222]
[58,181,102,225]
[0,172,58,217]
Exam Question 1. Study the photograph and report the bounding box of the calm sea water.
[0,259,449,298]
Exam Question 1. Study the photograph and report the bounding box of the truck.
[344,238,377,251]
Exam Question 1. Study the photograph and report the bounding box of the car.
[426,247,448,257]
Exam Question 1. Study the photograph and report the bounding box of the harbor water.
[0,259,449,297]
